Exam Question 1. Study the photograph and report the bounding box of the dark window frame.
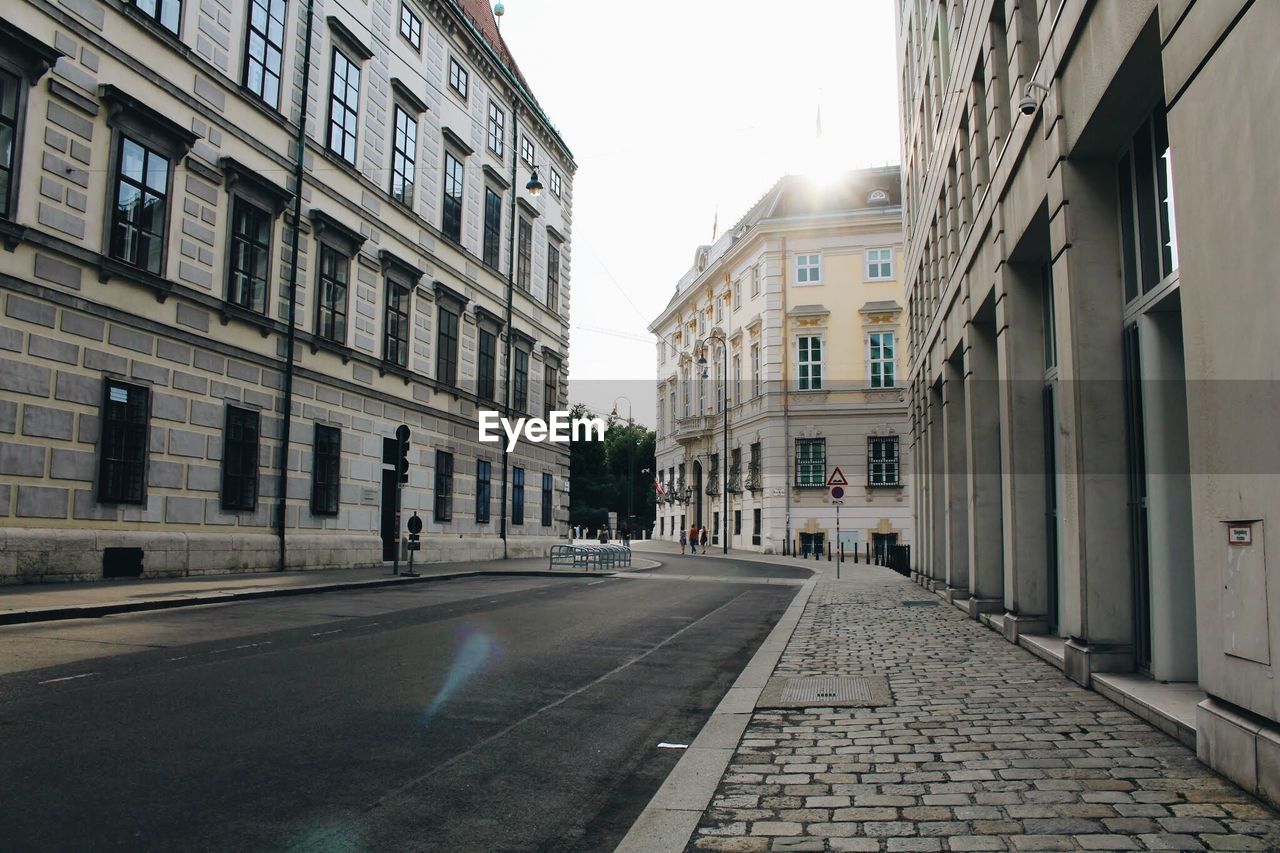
[513,346,529,412]
[752,508,762,546]
[221,405,260,511]
[326,46,360,164]
[311,424,341,515]
[512,466,525,526]
[516,216,532,292]
[227,196,272,313]
[549,167,562,198]
[794,437,826,488]
[475,458,491,523]
[448,56,468,100]
[383,275,411,367]
[541,472,553,527]
[477,327,497,401]
[128,0,182,35]
[487,100,505,157]
[434,450,453,522]
[482,186,502,268]
[521,134,535,167]
[867,435,900,488]
[242,0,286,109]
[543,363,557,420]
[546,240,560,312]
[109,134,171,275]
[390,103,417,207]
[0,67,23,220]
[442,150,464,243]
[315,242,350,344]
[97,378,151,505]
[398,2,422,51]
[436,304,459,386]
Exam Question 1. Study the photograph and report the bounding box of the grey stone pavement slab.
[662,564,1280,852]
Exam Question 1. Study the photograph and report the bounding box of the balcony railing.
[705,474,720,496]
[726,467,742,493]
[745,465,762,491]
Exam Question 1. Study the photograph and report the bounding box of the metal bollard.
[826,541,831,561]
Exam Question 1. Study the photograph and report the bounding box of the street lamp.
[611,396,635,536]
[697,334,729,555]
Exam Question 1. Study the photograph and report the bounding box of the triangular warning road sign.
[826,466,848,486]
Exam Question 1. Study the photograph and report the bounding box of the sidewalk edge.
[614,574,819,853]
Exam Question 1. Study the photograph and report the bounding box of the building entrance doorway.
[692,461,703,528]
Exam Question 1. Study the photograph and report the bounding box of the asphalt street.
[0,555,808,852]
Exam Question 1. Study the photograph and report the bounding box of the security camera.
[1020,81,1050,117]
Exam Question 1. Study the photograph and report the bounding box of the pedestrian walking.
[699,526,709,552]
[679,528,687,554]
[688,523,699,555]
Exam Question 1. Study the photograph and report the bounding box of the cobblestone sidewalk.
[688,567,1280,852]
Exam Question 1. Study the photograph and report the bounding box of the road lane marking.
[657,742,688,749]
[167,656,188,662]
[38,672,97,685]
[311,629,343,637]
[587,580,608,586]
[363,589,750,812]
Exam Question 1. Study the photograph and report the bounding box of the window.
[752,508,761,546]
[97,379,150,504]
[242,0,285,108]
[512,467,525,525]
[315,244,349,343]
[448,57,468,99]
[221,406,260,511]
[327,48,360,163]
[482,187,502,267]
[734,509,742,535]
[715,295,724,323]
[513,347,529,411]
[797,336,822,390]
[442,151,464,242]
[0,70,19,218]
[475,459,491,522]
[549,168,562,198]
[1041,262,1056,371]
[129,0,181,34]
[383,278,411,367]
[1117,103,1178,303]
[751,264,761,296]
[487,101,505,157]
[868,331,895,388]
[541,472,553,527]
[390,105,417,206]
[543,365,558,419]
[795,437,826,487]
[751,344,761,397]
[110,136,170,275]
[748,441,761,490]
[477,327,497,400]
[733,279,741,310]
[436,304,459,385]
[399,3,421,50]
[732,353,741,405]
[795,253,821,284]
[868,436,900,487]
[516,217,532,292]
[434,450,453,522]
[866,247,894,280]
[227,198,271,313]
[521,135,535,167]
[546,241,560,312]
[311,424,340,515]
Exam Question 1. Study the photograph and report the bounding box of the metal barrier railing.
[549,543,632,571]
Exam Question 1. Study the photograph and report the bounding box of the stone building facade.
[898,0,1280,807]
[0,0,573,582]
[649,169,912,559]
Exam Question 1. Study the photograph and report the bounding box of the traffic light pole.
[393,425,410,576]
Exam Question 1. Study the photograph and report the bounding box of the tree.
[568,404,657,534]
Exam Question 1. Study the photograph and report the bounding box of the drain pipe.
[781,234,792,555]
[498,93,519,560]
[276,0,315,572]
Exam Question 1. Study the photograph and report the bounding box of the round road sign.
[395,424,411,443]
[830,486,845,500]
[407,512,423,534]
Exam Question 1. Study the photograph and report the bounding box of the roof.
[652,166,903,323]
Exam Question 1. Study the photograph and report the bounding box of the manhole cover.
[757,675,892,709]
[902,600,939,607]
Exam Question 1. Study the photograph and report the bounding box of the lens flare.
[420,626,499,727]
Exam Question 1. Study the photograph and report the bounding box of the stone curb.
[615,573,820,852]
[0,562,662,627]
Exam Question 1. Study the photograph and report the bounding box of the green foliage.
[568,402,656,533]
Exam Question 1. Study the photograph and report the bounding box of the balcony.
[745,466,762,492]
[705,474,720,497]
[672,414,716,446]
[726,467,742,493]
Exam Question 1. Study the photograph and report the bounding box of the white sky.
[499,0,902,424]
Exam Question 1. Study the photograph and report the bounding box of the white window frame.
[795,253,821,285]
[751,264,761,296]
[868,331,895,388]
[733,279,741,310]
[797,335,823,391]
[715,295,724,324]
[751,344,761,397]
[866,247,894,281]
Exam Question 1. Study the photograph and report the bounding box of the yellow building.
[649,168,911,557]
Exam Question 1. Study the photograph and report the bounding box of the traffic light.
[396,424,411,485]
